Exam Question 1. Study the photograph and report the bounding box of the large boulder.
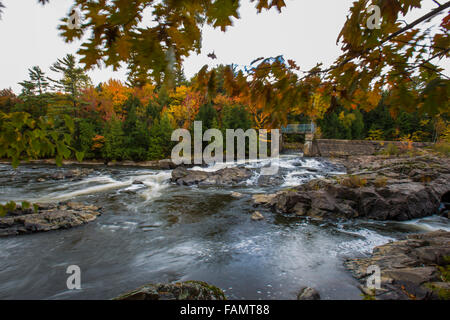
[0,202,101,237]
[171,167,252,186]
[114,281,226,300]
[345,230,450,300]
[297,287,321,300]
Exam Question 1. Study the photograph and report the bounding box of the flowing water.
[0,155,448,300]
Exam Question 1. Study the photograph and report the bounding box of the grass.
[425,256,450,300]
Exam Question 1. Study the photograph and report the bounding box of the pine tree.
[49,54,91,115]
[18,66,49,95]
[103,116,125,161]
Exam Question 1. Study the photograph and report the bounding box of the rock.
[345,230,450,300]
[252,194,278,206]
[256,174,285,186]
[114,281,226,300]
[132,180,144,185]
[231,192,244,198]
[0,202,101,237]
[171,167,209,186]
[158,159,176,170]
[47,168,93,181]
[251,211,264,221]
[259,155,450,221]
[297,287,321,300]
[171,167,252,186]
[293,203,308,216]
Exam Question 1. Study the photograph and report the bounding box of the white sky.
[0,0,448,93]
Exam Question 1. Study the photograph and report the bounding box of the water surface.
[0,155,447,300]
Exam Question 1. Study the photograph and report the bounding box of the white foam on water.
[36,170,172,203]
[123,184,146,192]
[397,217,450,232]
[334,229,395,256]
[282,170,310,187]
[190,163,229,172]
[39,175,131,201]
[190,158,271,173]
[138,171,172,202]
[245,172,261,186]
[100,221,139,232]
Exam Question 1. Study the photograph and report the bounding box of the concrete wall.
[306,139,432,157]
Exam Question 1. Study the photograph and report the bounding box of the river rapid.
[0,154,448,300]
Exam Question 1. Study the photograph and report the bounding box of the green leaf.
[64,115,75,134]
[55,155,63,167]
[21,201,31,210]
[75,151,85,163]
[5,201,16,212]
[0,206,5,217]
[11,157,19,168]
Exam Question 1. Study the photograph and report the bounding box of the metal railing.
[281,123,316,134]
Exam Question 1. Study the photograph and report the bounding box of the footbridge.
[281,123,316,155]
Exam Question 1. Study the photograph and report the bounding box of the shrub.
[340,175,368,188]
[379,143,404,156]
[374,176,388,188]
[432,142,450,157]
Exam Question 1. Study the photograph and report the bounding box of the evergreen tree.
[351,110,365,140]
[103,116,125,161]
[74,118,97,159]
[49,54,91,115]
[18,66,49,95]
[147,113,174,160]
[196,103,218,130]
[222,105,252,130]
[17,67,52,117]
[123,97,151,161]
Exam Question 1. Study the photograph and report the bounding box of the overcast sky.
[0,0,448,93]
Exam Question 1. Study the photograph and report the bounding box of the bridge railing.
[281,123,316,134]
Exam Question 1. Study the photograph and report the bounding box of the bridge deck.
[281,124,315,134]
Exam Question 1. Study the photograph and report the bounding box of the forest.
[0,0,448,165]
[0,55,448,163]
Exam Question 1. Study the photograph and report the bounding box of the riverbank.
[253,154,450,221]
[345,230,450,300]
[0,158,177,170]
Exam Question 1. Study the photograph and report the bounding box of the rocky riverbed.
[0,154,448,300]
[345,230,450,300]
[253,155,450,221]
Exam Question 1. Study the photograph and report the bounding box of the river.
[0,154,448,300]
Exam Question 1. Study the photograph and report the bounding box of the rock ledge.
[114,281,226,300]
[0,202,101,237]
